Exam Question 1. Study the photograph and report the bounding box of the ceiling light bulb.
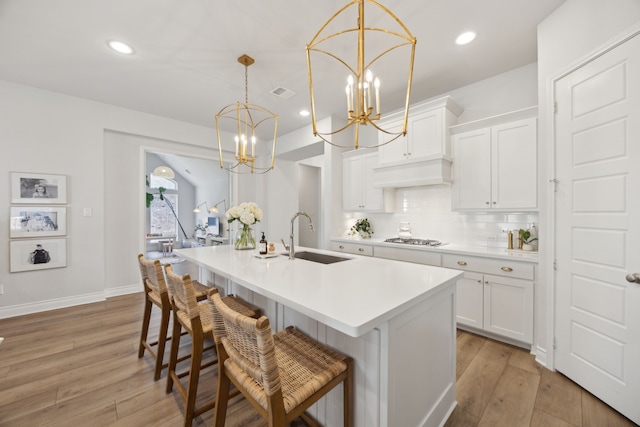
[299,110,310,117]
[107,40,134,55]
[455,31,476,46]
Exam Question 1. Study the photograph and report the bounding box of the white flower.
[226,202,262,226]
[240,212,255,225]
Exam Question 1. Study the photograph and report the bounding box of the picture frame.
[9,206,67,238]
[10,172,67,204]
[10,238,67,272]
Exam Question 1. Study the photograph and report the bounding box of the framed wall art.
[9,206,66,238]
[10,238,67,272]
[10,172,67,204]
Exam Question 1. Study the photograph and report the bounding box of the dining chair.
[164,264,261,427]
[137,254,211,381]
[209,292,354,427]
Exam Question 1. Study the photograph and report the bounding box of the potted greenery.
[349,218,373,239]
[518,229,538,251]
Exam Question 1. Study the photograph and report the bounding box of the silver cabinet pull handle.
[501,267,513,272]
[626,273,640,284]
[457,261,467,266]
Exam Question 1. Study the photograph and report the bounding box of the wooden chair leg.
[138,296,153,358]
[183,331,204,427]
[344,358,354,427]
[213,364,231,427]
[166,311,182,393]
[154,303,171,381]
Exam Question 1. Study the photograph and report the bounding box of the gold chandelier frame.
[306,0,416,149]
[216,55,278,174]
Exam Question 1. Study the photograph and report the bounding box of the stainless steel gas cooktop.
[383,238,446,247]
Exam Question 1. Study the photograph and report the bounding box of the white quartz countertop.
[332,237,540,263]
[174,245,462,338]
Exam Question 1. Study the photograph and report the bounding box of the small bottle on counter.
[259,232,268,255]
[507,230,514,249]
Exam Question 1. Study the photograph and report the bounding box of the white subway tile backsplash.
[342,184,538,248]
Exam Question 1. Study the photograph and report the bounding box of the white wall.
[0,79,226,317]
[536,0,640,368]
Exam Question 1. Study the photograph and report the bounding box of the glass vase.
[235,225,256,250]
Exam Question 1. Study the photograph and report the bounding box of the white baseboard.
[105,284,140,298]
[0,292,105,319]
[0,284,141,319]
[534,345,548,368]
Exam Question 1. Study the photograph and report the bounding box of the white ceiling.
[0,0,565,140]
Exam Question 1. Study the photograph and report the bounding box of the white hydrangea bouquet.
[226,202,263,249]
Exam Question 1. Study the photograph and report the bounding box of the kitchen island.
[175,245,462,427]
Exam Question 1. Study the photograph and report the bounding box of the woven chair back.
[164,265,199,320]
[138,254,168,296]
[210,293,281,396]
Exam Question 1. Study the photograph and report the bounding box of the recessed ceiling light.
[455,31,476,46]
[107,40,134,55]
[299,110,310,117]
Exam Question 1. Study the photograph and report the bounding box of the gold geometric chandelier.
[306,0,416,149]
[216,55,278,174]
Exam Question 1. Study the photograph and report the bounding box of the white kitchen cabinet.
[372,96,463,188]
[343,151,393,212]
[330,240,374,256]
[373,245,442,266]
[451,110,537,211]
[443,254,534,345]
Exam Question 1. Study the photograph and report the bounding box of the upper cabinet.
[343,150,394,212]
[451,108,538,211]
[372,96,463,188]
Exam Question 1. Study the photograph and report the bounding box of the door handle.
[625,273,640,284]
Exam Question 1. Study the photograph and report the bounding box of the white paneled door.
[555,33,640,424]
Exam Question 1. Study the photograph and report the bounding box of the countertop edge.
[331,237,540,263]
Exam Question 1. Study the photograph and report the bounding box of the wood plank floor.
[0,292,636,426]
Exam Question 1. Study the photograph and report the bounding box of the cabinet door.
[343,156,364,210]
[483,274,534,344]
[491,117,537,209]
[409,108,443,160]
[362,153,383,210]
[378,119,408,165]
[456,271,484,328]
[451,128,492,209]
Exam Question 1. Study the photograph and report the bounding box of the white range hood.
[372,96,463,188]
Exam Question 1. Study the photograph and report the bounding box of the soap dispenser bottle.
[259,232,268,255]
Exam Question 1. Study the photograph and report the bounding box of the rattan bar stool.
[137,254,211,381]
[209,292,354,427]
[164,264,261,427]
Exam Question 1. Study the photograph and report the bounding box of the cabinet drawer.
[374,246,441,266]
[330,241,374,257]
[442,254,534,280]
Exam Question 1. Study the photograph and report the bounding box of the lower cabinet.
[330,241,374,256]
[442,254,534,345]
[373,245,441,266]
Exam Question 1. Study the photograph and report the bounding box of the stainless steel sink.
[282,251,350,264]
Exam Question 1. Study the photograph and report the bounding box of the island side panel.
[227,283,383,427]
[381,280,457,427]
